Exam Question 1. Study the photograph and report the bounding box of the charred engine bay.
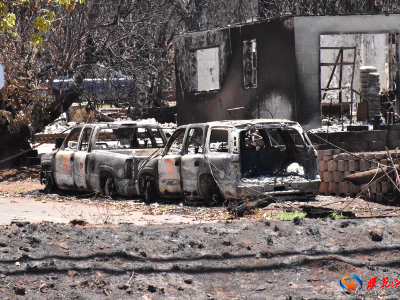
[1,218,400,299]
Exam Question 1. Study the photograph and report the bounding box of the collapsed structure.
[174,14,400,129]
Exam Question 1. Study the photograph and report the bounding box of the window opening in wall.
[243,40,257,89]
[190,47,220,93]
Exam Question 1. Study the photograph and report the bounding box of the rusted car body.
[40,122,167,196]
[139,119,320,204]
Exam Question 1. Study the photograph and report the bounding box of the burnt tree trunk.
[0,89,80,169]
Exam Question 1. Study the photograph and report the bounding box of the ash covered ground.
[1,218,400,299]
[1,168,400,299]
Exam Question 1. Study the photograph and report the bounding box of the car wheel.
[44,172,56,192]
[104,177,115,196]
[145,180,157,204]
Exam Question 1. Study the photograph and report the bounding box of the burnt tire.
[205,182,217,207]
[104,177,116,196]
[145,180,157,204]
[44,172,56,192]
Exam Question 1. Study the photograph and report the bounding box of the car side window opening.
[79,128,92,151]
[209,129,229,152]
[62,128,81,151]
[240,127,308,178]
[150,128,166,147]
[185,128,204,154]
[93,127,161,150]
[165,128,186,155]
[243,129,267,149]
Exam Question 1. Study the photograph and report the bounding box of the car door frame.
[157,126,187,198]
[54,126,84,189]
[180,124,208,199]
[73,125,94,190]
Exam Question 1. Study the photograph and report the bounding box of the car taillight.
[124,160,133,179]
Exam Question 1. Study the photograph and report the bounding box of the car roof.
[73,121,164,129]
[182,119,298,128]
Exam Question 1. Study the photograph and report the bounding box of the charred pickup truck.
[139,119,321,205]
[40,122,167,196]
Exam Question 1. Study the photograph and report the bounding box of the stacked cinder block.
[318,149,360,196]
[310,130,388,152]
[317,150,398,202]
[309,126,400,153]
[360,66,381,122]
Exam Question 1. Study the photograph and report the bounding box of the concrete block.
[344,171,353,177]
[359,130,379,142]
[319,172,324,182]
[365,154,375,160]
[349,142,368,152]
[337,160,345,171]
[327,160,338,172]
[318,161,327,171]
[387,140,400,150]
[361,183,370,193]
[333,171,344,183]
[375,152,387,160]
[323,149,333,156]
[381,181,388,193]
[349,160,360,171]
[376,193,383,203]
[371,182,377,193]
[377,130,387,141]
[317,150,324,161]
[332,149,341,155]
[323,171,334,182]
[367,141,386,152]
[319,182,329,194]
[388,182,394,193]
[387,193,394,201]
[370,161,378,169]
[323,155,333,161]
[341,131,358,142]
[359,160,371,172]
[350,183,360,194]
[328,182,339,194]
[342,153,353,160]
[327,132,343,143]
[334,142,348,151]
[333,153,345,160]
[387,130,399,141]
[344,160,349,171]
[339,182,350,194]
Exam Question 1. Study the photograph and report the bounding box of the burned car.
[40,121,167,196]
[138,119,320,205]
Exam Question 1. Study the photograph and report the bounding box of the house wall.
[174,20,297,125]
[294,15,400,129]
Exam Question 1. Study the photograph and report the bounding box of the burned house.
[174,14,400,128]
